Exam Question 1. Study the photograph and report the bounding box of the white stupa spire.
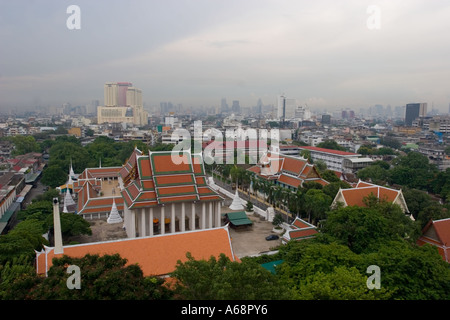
[229,186,244,211]
[69,159,75,178]
[107,189,123,224]
[64,188,75,207]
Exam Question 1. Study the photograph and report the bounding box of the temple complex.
[118,148,224,238]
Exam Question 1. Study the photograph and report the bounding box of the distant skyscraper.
[321,114,331,124]
[256,98,263,114]
[220,98,229,113]
[98,82,147,126]
[231,100,241,114]
[277,95,297,120]
[104,82,132,107]
[405,103,427,126]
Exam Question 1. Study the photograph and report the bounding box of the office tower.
[220,98,229,113]
[117,82,132,107]
[277,95,286,120]
[232,100,241,114]
[405,103,427,126]
[98,82,148,126]
[126,87,142,107]
[277,95,297,120]
[104,82,132,107]
[256,98,263,114]
[322,114,331,125]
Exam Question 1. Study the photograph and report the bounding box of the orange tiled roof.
[417,218,450,263]
[247,152,328,188]
[333,180,409,213]
[119,150,222,207]
[283,217,318,242]
[36,226,237,276]
[340,185,399,207]
[278,174,302,188]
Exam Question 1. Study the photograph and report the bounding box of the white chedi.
[107,197,123,224]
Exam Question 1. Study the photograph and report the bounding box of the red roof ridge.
[300,146,359,156]
[36,225,236,276]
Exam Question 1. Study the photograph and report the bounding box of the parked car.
[265,235,279,241]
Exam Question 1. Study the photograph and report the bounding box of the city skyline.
[1,1,450,112]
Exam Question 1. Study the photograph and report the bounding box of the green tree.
[46,136,90,174]
[322,205,390,254]
[357,164,390,185]
[322,180,351,199]
[0,219,49,263]
[389,152,437,190]
[430,168,450,202]
[363,241,450,299]
[313,160,327,173]
[320,170,340,183]
[379,136,401,149]
[294,266,392,300]
[171,253,291,300]
[10,135,40,156]
[416,204,450,229]
[316,140,347,151]
[303,189,332,224]
[45,212,92,240]
[0,255,39,300]
[402,188,434,221]
[41,165,67,188]
[27,253,172,300]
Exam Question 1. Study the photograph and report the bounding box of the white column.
[216,201,221,227]
[208,202,213,228]
[130,210,136,238]
[149,207,154,237]
[191,203,195,230]
[141,208,146,237]
[181,202,186,232]
[171,203,176,233]
[161,205,165,235]
[202,202,206,229]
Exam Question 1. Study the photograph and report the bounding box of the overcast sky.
[1,0,450,112]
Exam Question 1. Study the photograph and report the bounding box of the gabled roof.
[417,218,450,263]
[332,180,410,214]
[36,226,237,277]
[119,149,222,208]
[282,217,318,242]
[71,166,124,215]
[247,152,329,188]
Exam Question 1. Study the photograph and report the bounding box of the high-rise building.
[220,98,229,113]
[405,103,427,126]
[231,100,241,114]
[277,95,297,120]
[104,82,132,107]
[98,82,148,126]
[321,114,331,125]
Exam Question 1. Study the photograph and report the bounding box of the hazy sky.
[1,0,450,112]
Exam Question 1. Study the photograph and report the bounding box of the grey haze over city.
[1,0,450,113]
